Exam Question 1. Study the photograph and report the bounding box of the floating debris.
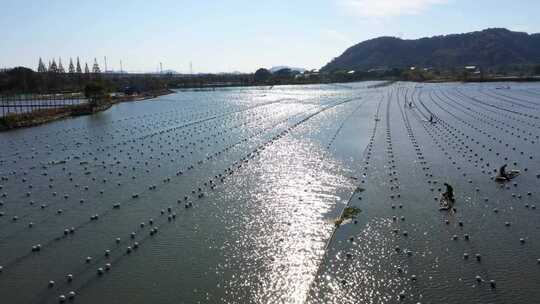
[334,206,362,227]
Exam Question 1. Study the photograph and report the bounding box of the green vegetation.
[0,68,169,96]
[84,82,106,105]
[343,206,361,218]
[334,206,362,227]
[535,65,540,75]
[254,68,272,83]
[0,66,321,96]
[321,28,540,81]
[354,186,365,193]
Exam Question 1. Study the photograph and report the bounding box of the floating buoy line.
[19,96,362,303]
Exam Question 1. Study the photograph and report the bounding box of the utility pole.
[160,62,163,74]
[120,60,123,74]
[190,61,193,75]
[104,56,108,73]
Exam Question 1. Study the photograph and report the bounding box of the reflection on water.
[219,136,354,304]
[310,219,409,304]
[0,82,539,304]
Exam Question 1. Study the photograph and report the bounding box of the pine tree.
[76,57,82,73]
[84,63,90,73]
[58,58,65,73]
[68,58,75,73]
[37,58,47,73]
[92,58,101,73]
[50,59,58,73]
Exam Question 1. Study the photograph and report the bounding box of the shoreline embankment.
[0,89,173,131]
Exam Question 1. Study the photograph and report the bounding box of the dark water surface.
[0,82,539,303]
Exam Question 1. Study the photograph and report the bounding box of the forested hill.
[321,28,540,72]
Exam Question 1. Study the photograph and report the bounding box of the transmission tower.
[76,57,82,73]
[92,58,101,73]
[50,59,58,73]
[37,58,47,73]
[58,58,65,73]
[68,58,75,73]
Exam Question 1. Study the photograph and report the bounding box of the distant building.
[294,70,319,80]
[368,67,391,73]
[464,65,481,74]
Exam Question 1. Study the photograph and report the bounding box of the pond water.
[0,82,539,303]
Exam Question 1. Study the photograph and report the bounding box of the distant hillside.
[321,28,540,72]
[269,66,306,73]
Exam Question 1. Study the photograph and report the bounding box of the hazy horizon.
[1,0,539,73]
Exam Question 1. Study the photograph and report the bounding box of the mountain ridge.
[321,28,540,72]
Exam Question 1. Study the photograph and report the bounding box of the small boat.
[495,170,520,182]
[439,196,454,211]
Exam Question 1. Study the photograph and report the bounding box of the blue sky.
[1,0,539,73]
